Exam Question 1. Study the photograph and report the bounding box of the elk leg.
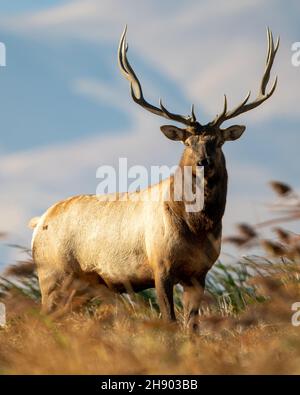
[38,265,105,316]
[38,270,64,315]
[155,273,176,322]
[183,275,206,332]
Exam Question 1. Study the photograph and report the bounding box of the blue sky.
[0,1,64,15]
[0,0,300,266]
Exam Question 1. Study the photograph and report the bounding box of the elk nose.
[197,158,209,167]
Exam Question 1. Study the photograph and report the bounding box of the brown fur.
[31,134,228,331]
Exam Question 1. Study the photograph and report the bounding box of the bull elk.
[30,27,279,330]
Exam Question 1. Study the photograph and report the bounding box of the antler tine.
[158,99,196,127]
[191,104,196,123]
[119,26,149,104]
[118,26,128,78]
[118,26,198,128]
[261,27,280,95]
[216,90,251,125]
[219,94,228,120]
[212,28,279,126]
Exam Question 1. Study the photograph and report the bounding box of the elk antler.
[212,28,279,127]
[118,26,199,129]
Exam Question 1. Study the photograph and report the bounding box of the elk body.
[30,28,279,329]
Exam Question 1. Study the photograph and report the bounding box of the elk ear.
[222,125,246,141]
[160,125,190,142]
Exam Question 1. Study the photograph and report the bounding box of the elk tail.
[28,217,40,229]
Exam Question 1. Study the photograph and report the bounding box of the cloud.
[72,78,128,110]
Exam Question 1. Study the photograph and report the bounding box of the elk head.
[118,27,279,171]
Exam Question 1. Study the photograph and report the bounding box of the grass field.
[1,181,300,374]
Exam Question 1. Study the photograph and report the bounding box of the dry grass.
[1,283,300,375]
[1,180,300,375]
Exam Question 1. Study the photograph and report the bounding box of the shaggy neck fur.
[166,148,228,237]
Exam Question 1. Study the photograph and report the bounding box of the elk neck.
[165,147,228,236]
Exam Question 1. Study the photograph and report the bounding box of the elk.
[30,27,279,330]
